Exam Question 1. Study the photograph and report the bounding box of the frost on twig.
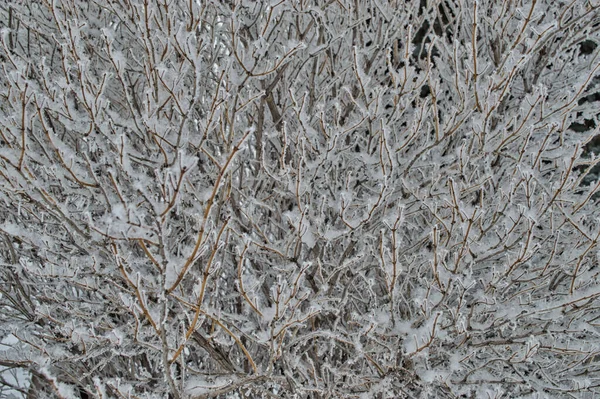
[1,0,600,398]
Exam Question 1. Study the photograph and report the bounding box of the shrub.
[1,0,600,397]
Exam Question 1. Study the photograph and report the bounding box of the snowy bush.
[1,0,600,397]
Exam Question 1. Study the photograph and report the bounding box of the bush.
[1,0,600,397]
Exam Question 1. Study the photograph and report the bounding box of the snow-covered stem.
[1,0,600,398]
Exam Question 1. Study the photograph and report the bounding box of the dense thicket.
[2,0,600,398]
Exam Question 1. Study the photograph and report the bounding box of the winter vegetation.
[2,0,600,397]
